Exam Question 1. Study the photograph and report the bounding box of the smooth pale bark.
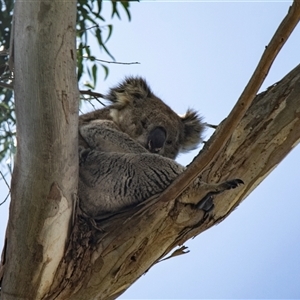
[44,65,300,299]
[0,0,78,299]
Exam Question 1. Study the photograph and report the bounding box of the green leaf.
[77,43,84,80]
[111,1,121,20]
[101,64,109,80]
[104,24,113,43]
[120,1,132,21]
[85,44,91,57]
[96,0,102,16]
[86,64,91,79]
[84,81,95,89]
[95,27,115,60]
[92,64,97,86]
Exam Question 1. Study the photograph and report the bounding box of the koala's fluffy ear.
[105,76,152,108]
[180,109,205,152]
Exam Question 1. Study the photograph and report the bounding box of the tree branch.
[158,0,300,203]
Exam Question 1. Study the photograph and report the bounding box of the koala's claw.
[205,122,218,129]
[223,178,244,190]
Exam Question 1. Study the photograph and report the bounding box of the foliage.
[0,0,134,167]
[77,0,132,87]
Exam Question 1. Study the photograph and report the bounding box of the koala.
[78,77,242,217]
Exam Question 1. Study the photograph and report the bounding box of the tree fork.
[160,0,300,203]
[45,65,300,299]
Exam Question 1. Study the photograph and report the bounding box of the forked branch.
[45,64,300,299]
[159,0,300,202]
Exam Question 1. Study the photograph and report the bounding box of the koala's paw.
[221,178,244,190]
[196,193,215,213]
[196,178,244,213]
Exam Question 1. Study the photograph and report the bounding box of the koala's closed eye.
[147,127,166,153]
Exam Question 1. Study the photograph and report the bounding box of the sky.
[1,1,300,299]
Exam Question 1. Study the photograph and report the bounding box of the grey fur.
[79,150,184,217]
[78,77,205,216]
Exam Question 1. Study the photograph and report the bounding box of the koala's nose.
[147,127,166,153]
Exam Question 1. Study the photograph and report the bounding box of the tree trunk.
[0,0,78,299]
[46,65,300,299]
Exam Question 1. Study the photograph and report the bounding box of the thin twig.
[0,171,10,190]
[159,0,300,202]
[80,90,106,107]
[82,56,140,65]
[0,49,9,56]
[0,81,13,90]
[0,170,11,205]
[77,25,99,34]
[80,90,105,99]
[0,192,10,206]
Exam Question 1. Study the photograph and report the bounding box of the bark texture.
[44,65,300,299]
[0,0,78,299]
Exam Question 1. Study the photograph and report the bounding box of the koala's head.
[106,76,205,159]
